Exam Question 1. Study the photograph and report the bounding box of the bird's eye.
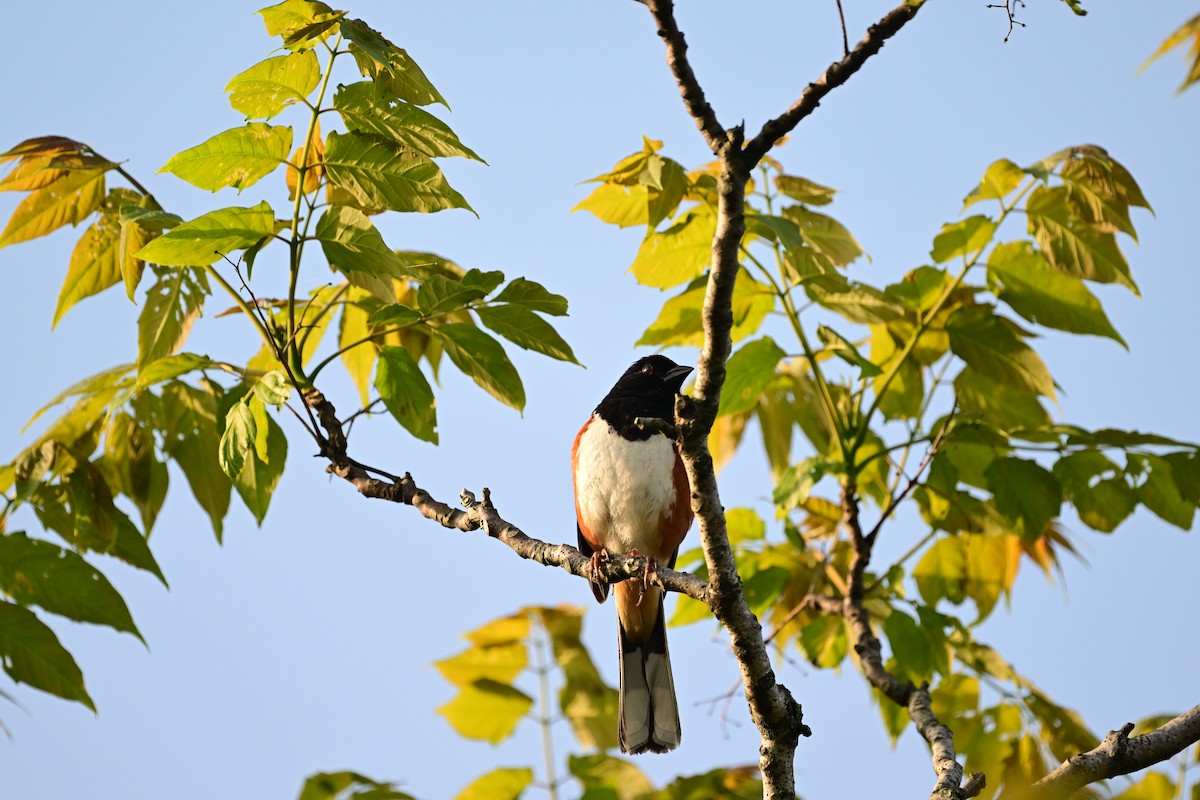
[641,363,654,375]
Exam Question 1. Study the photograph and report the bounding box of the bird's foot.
[589,550,610,588]
[626,549,658,606]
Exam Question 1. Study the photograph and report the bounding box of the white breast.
[574,415,678,554]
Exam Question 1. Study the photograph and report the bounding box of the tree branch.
[644,0,728,154]
[300,388,710,602]
[841,484,983,799]
[1027,706,1200,799]
[742,0,927,165]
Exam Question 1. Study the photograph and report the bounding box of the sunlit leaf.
[1141,11,1200,93]
[323,131,473,215]
[783,206,864,266]
[987,241,1125,345]
[945,306,1055,398]
[340,18,447,107]
[817,324,881,377]
[134,202,276,267]
[568,754,654,799]
[1027,185,1137,293]
[286,118,324,199]
[638,271,773,348]
[233,404,287,525]
[159,123,292,193]
[453,768,533,800]
[963,158,1025,210]
[628,207,715,288]
[314,205,410,278]
[437,678,532,743]
[931,215,996,263]
[776,174,836,206]
[0,165,108,248]
[335,81,482,162]
[226,51,320,120]
[136,267,209,370]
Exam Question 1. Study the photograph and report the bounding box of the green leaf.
[628,208,714,288]
[945,306,1055,398]
[161,382,231,541]
[159,124,292,193]
[718,336,786,417]
[798,615,847,668]
[65,464,120,552]
[476,304,579,364]
[314,205,411,279]
[453,768,533,800]
[803,273,907,324]
[0,600,94,710]
[340,18,447,107]
[985,457,1063,541]
[136,267,209,370]
[783,206,864,266]
[493,277,569,316]
[434,324,525,411]
[296,771,414,800]
[437,678,532,743]
[225,52,320,120]
[323,131,473,215]
[233,406,287,525]
[776,174,836,206]
[883,610,932,681]
[638,271,773,348]
[374,346,438,444]
[931,215,996,263]
[1130,454,1195,530]
[253,371,291,407]
[0,164,108,248]
[954,367,1049,432]
[1027,185,1137,293]
[816,324,881,377]
[368,303,422,328]
[0,533,141,641]
[987,241,1125,346]
[134,202,276,267]
[334,81,482,162]
[645,156,689,229]
[963,158,1025,210]
[109,510,167,585]
[219,402,256,480]
[416,274,487,316]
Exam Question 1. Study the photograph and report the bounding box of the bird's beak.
[662,364,693,386]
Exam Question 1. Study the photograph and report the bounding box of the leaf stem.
[286,32,342,385]
[204,264,274,349]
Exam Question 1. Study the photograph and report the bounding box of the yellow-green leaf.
[628,207,714,288]
[962,158,1025,210]
[226,51,320,120]
[159,123,292,193]
[1027,185,1138,293]
[340,18,447,107]
[134,202,275,267]
[437,678,532,743]
[323,131,473,215]
[434,642,527,688]
[334,81,482,162]
[945,306,1055,398]
[931,215,996,263]
[453,768,533,800]
[718,336,786,417]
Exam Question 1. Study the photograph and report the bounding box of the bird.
[571,354,695,754]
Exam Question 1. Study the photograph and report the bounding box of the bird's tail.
[617,595,681,754]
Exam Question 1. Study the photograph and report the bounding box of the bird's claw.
[589,550,610,588]
[627,549,658,607]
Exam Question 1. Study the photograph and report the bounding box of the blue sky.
[1,2,1197,798]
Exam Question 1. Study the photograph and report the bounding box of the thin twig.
[835,0,850,56]
[985,0,1026,43]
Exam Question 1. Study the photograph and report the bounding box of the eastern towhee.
[571,355,694,754]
